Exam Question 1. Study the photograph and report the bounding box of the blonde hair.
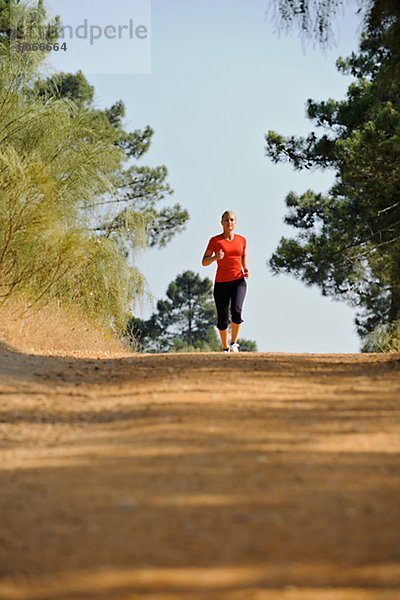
[221,210,236,221]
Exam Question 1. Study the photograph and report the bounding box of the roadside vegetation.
[0,0,188,339]
[267,0,400,351]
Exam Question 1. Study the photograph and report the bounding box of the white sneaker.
[222,347,230,353]
[230,342,239,353]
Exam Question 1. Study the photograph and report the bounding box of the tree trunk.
[388,284,400,322]
[187,282,192,345]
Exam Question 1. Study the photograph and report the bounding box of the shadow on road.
[0,341,399,599]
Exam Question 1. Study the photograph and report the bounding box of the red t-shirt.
[205,233,246,282]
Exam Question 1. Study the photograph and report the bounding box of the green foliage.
[125,271,221,352]
[267,0,395,47]
[33,70,95,106]
[362,320,400,352]
[267,0,353,46]
[265,2,400,346]
[34,72,189,250]
[0,47,144,328]
[1,0,60,72]
[0,0,188,331]
[237,338,258,352]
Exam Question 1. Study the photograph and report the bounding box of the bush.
[0,38,146,330]
[362,321,400,353]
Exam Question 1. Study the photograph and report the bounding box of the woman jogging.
[202,210,248,352]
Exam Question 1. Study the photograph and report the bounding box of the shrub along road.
[0,348,399,599]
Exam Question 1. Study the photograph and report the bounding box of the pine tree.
[126,271,219,352]
[265,2,400,348]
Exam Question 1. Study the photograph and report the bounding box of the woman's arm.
[241,250,249,278]
[202,248,224,266]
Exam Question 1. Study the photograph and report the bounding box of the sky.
[45,0,365,352]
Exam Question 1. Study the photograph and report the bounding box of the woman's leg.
[218,328,229,349]
[230,278,247,344]
[231,322,241,344]
[213,282,230,350]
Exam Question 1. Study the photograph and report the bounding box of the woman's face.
[221,213,236,235]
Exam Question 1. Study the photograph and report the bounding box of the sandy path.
[0,348,399,599]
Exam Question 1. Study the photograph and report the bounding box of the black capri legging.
[213,277,247,331]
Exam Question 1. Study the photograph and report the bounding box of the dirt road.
[0,347,399,599]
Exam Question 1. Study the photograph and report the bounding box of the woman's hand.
[243,267,249,278]
[216,249,225,260]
